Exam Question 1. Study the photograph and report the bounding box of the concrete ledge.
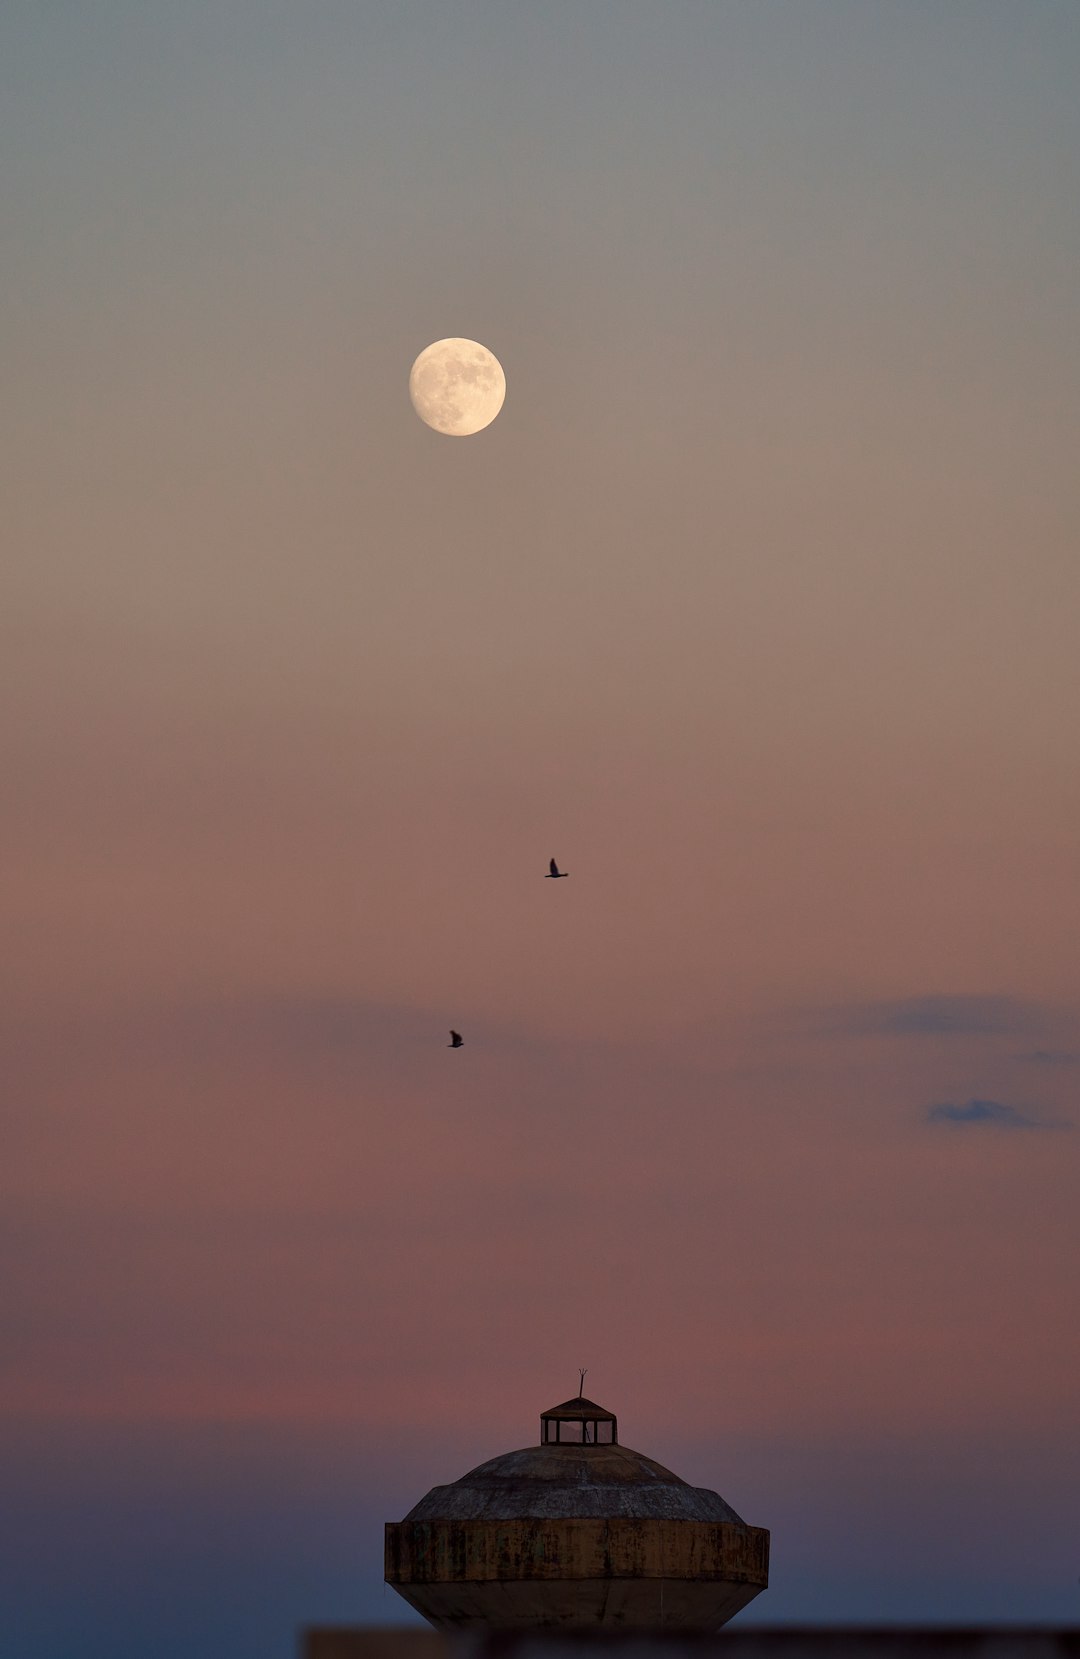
[304,1631,1080,1659]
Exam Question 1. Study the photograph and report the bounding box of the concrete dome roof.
[402,1442,749,1525]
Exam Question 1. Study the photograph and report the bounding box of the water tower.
[384,1391,769,1630]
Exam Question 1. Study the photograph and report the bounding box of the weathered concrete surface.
[385,1518,769,1630]
[381,1574,763,1631]
[400,1445,748,1525]
[386,1518,768,1584]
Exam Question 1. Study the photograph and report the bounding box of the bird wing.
[549,859,559,876]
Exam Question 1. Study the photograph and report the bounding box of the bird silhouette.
[448,1030,463,1048]
[546,859,569,878]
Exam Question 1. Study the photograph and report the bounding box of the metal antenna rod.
[578,1368,587,1397]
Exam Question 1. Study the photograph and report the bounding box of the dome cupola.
[540,1393,617,1445]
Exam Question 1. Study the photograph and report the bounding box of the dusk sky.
[3,4,1080,1656]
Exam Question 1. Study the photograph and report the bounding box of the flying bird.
[448,1030,463,1048]
[546,859,569,878]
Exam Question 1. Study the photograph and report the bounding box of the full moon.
[409,337,506,436]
